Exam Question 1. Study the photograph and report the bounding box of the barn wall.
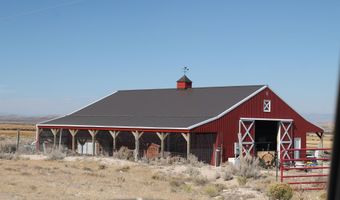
[192,87,322,161]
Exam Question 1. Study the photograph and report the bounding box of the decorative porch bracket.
[51,129,59,149]
[109,131,121,153]
[88,130,98,156]
[69,129,79,153]
[156,132,169,158]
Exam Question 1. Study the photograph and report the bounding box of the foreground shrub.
[184,166,201,177]
[151,172,168,181]
[113,146,134,160]
[0,141,16,153]
[222,165,234,181]
[204,184,223,197]
[235,155,261,179]
[116,165,130,172]
[169,178,185,188]
[165,156,187,165]
[148,154,203,166]
[236,176,247,186]
[319,192,327,200]
[193,175,208,186]
[0,153,15,160]
[267,183,293,200]
[46,149,66,160]
[186,154,204,167]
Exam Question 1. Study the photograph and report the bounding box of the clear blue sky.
[0,1,339,118]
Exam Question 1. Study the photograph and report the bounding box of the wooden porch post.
[58,128,63,150]
[88,130,98,156]
[181,132,190,158]
[109,131,120,154]
[156,132,169,158]
[35,127,42,152]
[51,129,59,149]
[69,129,79,153]
[132,131,144,161]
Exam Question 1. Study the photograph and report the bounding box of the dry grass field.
[0,156,328,200]
[0,123,35,138]
[0,158,207,200]
[0,123,332,200]
[307,132,333,149]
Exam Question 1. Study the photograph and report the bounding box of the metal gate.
[280,148,331,190]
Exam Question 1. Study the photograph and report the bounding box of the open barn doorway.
[254,120,279,154]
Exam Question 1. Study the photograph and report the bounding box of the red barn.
[36,76,323,165]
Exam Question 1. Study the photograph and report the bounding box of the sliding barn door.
[238,119,255,156]
[278,121,293,160]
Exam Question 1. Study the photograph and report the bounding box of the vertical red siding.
[192,87,322,161]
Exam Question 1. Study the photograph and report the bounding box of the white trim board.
[37,123,189,131]
[240,117,293,122]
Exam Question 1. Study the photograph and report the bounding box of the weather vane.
[183,66,189,75]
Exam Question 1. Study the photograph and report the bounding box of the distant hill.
[0,115,59,124]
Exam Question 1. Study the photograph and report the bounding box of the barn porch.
[36,127,217,164]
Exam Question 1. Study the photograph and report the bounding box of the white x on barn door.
[239,120,255,156]
[279,121,293,160]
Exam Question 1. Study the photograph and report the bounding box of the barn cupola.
[177,75,192,89]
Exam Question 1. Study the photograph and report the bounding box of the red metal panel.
[192,87,323,162]
[177,82,192,89]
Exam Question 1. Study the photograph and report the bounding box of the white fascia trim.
[187,85,268,129]
[36,123,189,131]
[37,91,118,125]
[240,117,293,122]
[268,88,325,132]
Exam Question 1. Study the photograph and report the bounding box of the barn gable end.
[191,87,323,161]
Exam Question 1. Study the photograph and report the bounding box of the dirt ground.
[0,155,329,200]
[0,158,200,200]
[0,156,252,200]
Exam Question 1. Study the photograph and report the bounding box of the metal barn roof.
[40,85,266,129]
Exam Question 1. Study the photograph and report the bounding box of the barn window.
[263,100,271,112]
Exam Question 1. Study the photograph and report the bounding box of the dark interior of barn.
[255,121,278,152]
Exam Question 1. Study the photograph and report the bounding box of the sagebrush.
[46,149,66,160]
[113,146,134,160]
[267,183,293,200]
[235,155,261,179]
